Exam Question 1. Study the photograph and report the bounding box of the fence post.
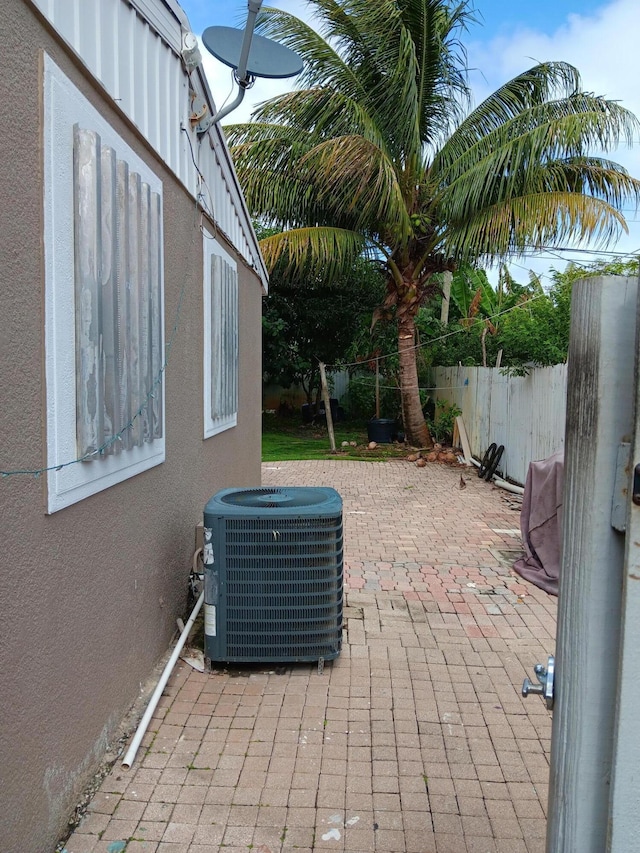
[545,276,637,852]
[440,270,452,325]
[607,272,640,853]
[318,361,336,452]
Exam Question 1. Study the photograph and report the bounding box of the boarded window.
[204,241,238,437]
[74,127,163,459]
[44,55,165,513]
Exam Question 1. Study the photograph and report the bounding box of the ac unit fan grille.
[220,487,330,508]
[222,514,343,661]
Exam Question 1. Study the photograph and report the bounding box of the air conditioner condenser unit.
[203,486,343,664]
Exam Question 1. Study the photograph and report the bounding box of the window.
[203,238,238,438]
[44,56,165,513]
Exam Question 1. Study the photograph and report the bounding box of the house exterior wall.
[0,2,262,850]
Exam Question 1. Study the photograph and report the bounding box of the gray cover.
[513,452,564,596]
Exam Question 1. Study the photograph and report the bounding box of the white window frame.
[203,236,238,438]
[44,55,165,513]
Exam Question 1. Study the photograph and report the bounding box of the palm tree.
[225,0,640,447]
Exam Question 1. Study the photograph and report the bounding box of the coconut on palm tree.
[225,0,640,447]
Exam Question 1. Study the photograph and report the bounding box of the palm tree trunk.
[398,313,433,448]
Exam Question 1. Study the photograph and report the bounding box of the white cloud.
[468,0,639,106]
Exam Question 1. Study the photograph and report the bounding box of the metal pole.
[546,276,637,852]
[207,0,263,126]
[236,0,263,84]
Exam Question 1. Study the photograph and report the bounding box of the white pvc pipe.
[122,591,204,769]
[492,476,525,495]
[470,455,525,494]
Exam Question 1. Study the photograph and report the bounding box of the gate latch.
[522,655,555,710]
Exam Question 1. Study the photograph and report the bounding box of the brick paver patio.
[63,459,556,853]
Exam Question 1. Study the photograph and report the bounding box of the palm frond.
[405,0,473,147]
[259,226,371,282]
[297,136,412,239]
[440,152,640,228]
[239,88,390,154]
[436,88,640,189]
[257,0,472,159]
[444,62,582,149]
[444,192,630,261]
[227,119,410,239]
[431,71,640,236]
[225,124,325,226]
[256,5,367,103]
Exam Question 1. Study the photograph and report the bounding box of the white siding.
[30,0,266,284]
[433,364,567,485]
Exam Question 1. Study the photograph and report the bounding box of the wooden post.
[318,361,336,452]
[375,357,380,420]
[608,275,640,853]
[440,270,452,325]
[546,276,637,852]
[454,415,472,464]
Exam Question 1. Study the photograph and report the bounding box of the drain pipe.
[122,591,204,769]
[469,456,525,495]
[492,476,525,496]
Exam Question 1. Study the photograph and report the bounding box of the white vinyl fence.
[433,364,567,485]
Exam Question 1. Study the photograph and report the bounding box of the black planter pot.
[367,418,396,444]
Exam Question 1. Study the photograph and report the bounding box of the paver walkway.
[63,459,556,853]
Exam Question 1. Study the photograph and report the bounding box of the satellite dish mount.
[198,0,303,133]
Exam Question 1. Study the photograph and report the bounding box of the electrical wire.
[516,245,640,258]
[350,377,473,392]
[325,243,640,372]
[180,122,217,233]
[325,291,550,371]
[181,122,203,178]
[1,277,189,478]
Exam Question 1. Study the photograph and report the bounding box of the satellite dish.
[203,26,304,80]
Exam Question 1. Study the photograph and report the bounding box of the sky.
[178,0,640,285]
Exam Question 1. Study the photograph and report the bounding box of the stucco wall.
[0,2,262,850]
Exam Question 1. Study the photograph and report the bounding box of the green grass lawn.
[262,414,407,462]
